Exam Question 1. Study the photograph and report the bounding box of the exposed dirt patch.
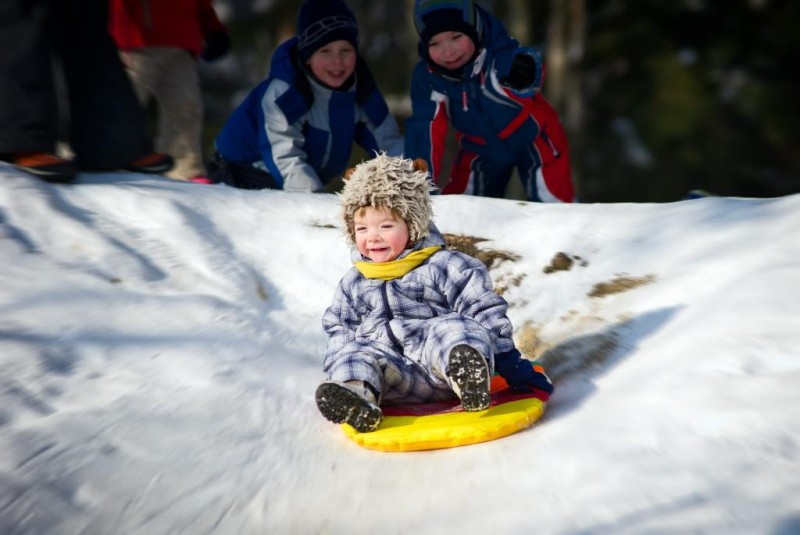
[442,233,519,270]
[515,321,550,360]
[542,252,589,274]
[589,274,656,298]
[494,272,527,297]
[255,280,267,301]
[310,221,336,229]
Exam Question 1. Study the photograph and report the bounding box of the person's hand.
[202,31,231,62]
[500,51,542,92]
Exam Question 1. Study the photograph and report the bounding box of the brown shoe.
[9,152,76,183]
[124,152,174,174]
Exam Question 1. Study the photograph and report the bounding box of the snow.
[1,164,799,534]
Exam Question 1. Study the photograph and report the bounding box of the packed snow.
[1,164,799,534]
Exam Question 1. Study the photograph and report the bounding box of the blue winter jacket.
[405,6,547,180]
[215,37,404,191]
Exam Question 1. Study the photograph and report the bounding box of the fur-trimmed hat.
[296,0,359,62]
[340,153,434,245]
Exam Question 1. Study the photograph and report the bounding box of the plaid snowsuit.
[322,227,551,405]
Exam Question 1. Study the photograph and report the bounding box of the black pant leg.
[0,0,58,154]
[52,0,152,169]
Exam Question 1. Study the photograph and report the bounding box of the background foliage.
[200,0,800,202]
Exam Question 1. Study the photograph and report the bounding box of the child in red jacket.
[109,0,230,182]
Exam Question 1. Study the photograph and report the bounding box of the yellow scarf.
[354,245,443,281]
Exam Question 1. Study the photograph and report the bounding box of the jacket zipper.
[540,129,560,158]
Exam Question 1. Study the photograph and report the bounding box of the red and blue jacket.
[405,6,574,202]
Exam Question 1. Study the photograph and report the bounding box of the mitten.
[202,31,231,62]
[500,50,543,93]
[494,350,554,396]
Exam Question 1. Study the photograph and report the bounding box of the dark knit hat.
[413,0,481,49]
[296,0,359,62]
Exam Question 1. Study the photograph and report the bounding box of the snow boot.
[7,152,76,183]
[124,152,174,174]
[447,344,491,411]
[316,380,382,433]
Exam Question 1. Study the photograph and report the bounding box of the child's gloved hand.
[202,31,231,62]
[495,350,553,396]
[500,50,543,93]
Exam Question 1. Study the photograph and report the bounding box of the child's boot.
[447,344,491,411]
[315,380,382,433]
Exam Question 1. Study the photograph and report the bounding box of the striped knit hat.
[340,153,434,245]
[296,0,359,62]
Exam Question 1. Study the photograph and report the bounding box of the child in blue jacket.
[406,0,575,202]
[315,153,553,433]
[212,0,403,191]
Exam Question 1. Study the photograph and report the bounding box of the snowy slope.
[1,164,799,534]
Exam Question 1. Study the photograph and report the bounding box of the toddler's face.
[354,206,410,263]
[427,31,475,71]
[306,39,357,88]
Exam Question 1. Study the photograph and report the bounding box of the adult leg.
[0,0,76,182]
[118,49,157,106]
[153,48,207,180]
[122,47,206,180]
[0,0,57,154]
[51,0,152,170]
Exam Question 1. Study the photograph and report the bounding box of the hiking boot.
[315,380,382,433]
[447,344,491,411]
[8,152,76,183]
[124,152,174,174]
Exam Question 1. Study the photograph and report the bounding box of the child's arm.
[499,48,544,97]
[404,63,449,185]
[257,81,324,192]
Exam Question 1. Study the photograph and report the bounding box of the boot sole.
[16,165,76,184]
[316,382,383,433]
[448,344,491,411]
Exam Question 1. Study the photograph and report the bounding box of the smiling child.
[316,153,553,432]
[211,0,403,191]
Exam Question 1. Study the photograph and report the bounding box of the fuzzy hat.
[413,0,482,51]
[296,0,359,62]
[340,153,434,245]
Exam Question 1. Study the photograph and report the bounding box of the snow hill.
[1,165,799,534]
